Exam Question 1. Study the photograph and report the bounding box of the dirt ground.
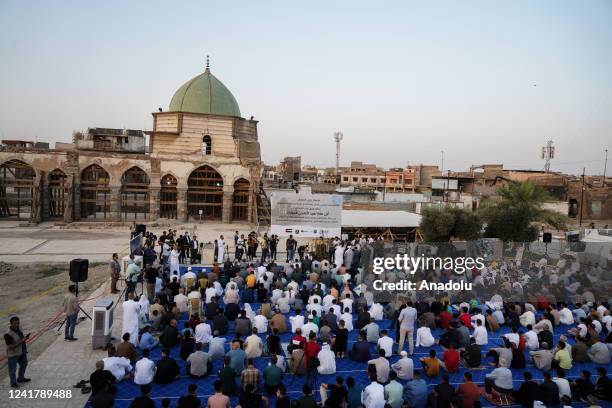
[0,262,109,380]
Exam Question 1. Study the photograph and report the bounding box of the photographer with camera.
[4,316,31,387]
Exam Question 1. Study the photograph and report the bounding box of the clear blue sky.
[1,0,610,175]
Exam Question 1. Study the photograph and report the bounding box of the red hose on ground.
[0,291,107,363]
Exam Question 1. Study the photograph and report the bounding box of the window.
[343,177,348,182]
[202,135,212,155]
[361,177,368,182]
[352,177,358,182]
[370,178,377,182]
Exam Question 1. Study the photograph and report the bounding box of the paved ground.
[0,277,118,408]
[0,221,259,264]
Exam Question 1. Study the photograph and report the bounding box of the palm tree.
[480,181,568,241]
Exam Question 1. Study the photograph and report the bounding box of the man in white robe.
[415,325,435,348]
[195,321,212,345]
[334,245,345,268]
[169,247,180,277]
[217,235,225,262]
[317,343,336,375]
[122,292,140,347]
[369,303,384,321]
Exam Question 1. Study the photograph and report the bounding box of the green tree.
[419,206,482,242]
[479,181,568,242]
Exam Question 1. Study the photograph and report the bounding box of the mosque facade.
[0,63,265,224]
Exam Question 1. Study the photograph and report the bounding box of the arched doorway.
[187,165,223,221]
[80,164,110,220]
[0,159,35,219]
[121,167,150,220]
[160,174,177,219]
[232,178,250,221]
[48,169,67,218]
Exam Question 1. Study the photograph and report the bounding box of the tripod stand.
[57,281,92,333]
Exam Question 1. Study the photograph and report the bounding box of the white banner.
[270,192,342,237]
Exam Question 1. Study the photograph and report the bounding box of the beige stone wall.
[151,114,237,157]
[0,149,260,224]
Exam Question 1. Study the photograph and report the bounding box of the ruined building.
[0,63,265,224]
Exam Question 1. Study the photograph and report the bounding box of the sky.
[0,0,611,176]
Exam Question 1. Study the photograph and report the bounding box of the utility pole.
[445,169,451,203]
[579,167,585,227]
[603,148,608,186]
[333,131,343,184]
[440,150,444,173]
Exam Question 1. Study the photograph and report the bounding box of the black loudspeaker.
[135,224,146,237]
[543,232,552,243]
[69,258,89,283]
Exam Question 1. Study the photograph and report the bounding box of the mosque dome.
[169,61,241,117]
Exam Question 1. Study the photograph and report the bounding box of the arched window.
[120,167,150,220]
[202,135,212,155]
[232,178,250,221]
[80,164,110,219]
[187,165,223,220]
[0,159,35,219]
[48,169,67,218]
[160,174,177,219]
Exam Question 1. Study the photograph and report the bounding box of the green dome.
[169,67,241,117]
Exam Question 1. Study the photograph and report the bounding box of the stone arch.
[187,164,223,221]
[120,166,150,220]
[48,168,67,218]
[80,164,111,220]
[160,173,178,219]
[232,178,250,222]
[0,159,36,220]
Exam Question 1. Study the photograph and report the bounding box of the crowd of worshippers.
[88,233,612,408]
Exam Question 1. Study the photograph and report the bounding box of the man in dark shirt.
[440,322,461,350]
[571,370,595,401]
[297,384,317,408]
[225,302,240,321]
[540,372,560,407]
[594,367,612,401]
[461,338,482,368]
[177,383,202,408]
[538,328,554,349]
[168,277,181,297]
[322,376,347,407]
[143,246,157,267]
[144,264,158,301]
[159,319,180,348]
[266,328,282,356]
[90,383,115,408]
[515,372,543,408]
[239,383,268,408]
[349,332,371,362]
[205,299,219,321]
[154,349,179,384]
[218,356,237,396]
[212,309,229,334]
[129,384,155,408]
[356,307,371,330]
[275,384,291,408]
[89,360,116,396]
[433,374,456,408]
[4,316,30,387]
